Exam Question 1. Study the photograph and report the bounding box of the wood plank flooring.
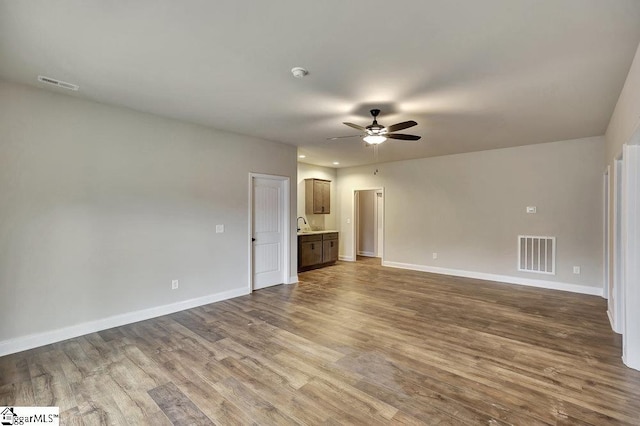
[2,257,640,425]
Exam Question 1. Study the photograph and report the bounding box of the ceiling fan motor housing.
[366,124,386,135]
[366,109,385,134]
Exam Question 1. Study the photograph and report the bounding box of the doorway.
[249,173,290,291]
[352,188,384,261]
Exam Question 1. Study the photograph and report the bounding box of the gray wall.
[606,41,640,164]
[337,136,604,289]
[0,81,297,342]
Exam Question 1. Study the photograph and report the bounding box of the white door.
[252,176,285,290]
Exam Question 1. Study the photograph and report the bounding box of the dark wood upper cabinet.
[305,178,331,214]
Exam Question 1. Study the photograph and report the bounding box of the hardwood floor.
[2,257,639,425]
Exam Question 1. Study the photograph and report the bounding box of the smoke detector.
[291,67,309,79]
[37,75,79,91]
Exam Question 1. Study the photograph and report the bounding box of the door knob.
[252,238,256,242]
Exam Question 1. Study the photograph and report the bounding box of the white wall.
[337,137,604,292]
[0,81,297,350]
[296,163,337,231]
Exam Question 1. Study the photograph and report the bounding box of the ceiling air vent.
[37,75,79,91]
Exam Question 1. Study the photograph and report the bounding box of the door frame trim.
[375,189,384,258]
[623,139,640,370]
[603,166,610,301]
[248,173,291,293]
[612,154,624,334]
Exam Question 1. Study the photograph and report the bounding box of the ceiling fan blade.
[387,133,421,141]
[326,135,362,140]
[386,120,417,133]
[343,122,366,131]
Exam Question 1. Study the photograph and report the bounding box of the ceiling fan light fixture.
[364,135,387,145]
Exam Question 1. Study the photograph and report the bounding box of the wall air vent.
[37,75,79,91]
[518,235,555,275]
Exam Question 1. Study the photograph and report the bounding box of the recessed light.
[332,161,340,165]
[298,154,306,158]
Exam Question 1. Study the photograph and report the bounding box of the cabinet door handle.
[311,243,314,250]
[331,241,334,247]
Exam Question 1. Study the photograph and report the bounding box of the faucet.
[297,216,307,232]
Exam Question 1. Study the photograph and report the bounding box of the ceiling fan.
[328,109,421,144]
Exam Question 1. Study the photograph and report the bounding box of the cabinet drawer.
[299,234,322,243]
[322,232,338,241]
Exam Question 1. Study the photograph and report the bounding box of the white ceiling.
[1,1,640,168]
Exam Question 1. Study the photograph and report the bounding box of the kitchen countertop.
[297,230,338,236]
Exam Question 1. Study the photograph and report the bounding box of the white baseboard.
[623,354,640,371]
[382,261,603,296]
[339,255,355,261]
[357,251,376,257]
[0,287,249,357]
[287,275,299,284]
[607,310,616,332]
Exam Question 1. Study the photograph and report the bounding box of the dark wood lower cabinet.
[298,232,339,272]
[323,238,338,263]
[300,239,323,268]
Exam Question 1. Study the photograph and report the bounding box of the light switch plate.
[216,224,224,233]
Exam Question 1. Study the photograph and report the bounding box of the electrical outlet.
[432,252,438,259]
[526,206,537,214]
[346,218,351,224]
[171,279,179,290]
[215,224,224,233]
[573,266,581,274]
